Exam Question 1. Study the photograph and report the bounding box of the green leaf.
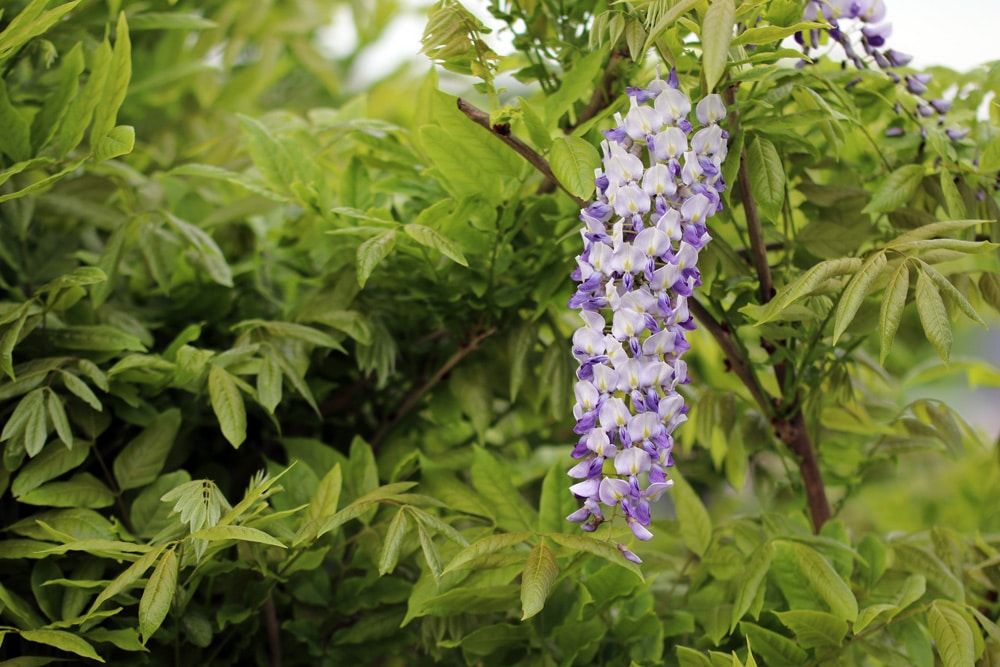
[880,261,911,364]
[833,251,887,343]
[44,391,71,448]
[378,509,410,576]
[518,96,551,150]
[417,522,443,583]
[520,540,559,620]
[0,80,30,162]
[404,223,468,266]
[356,230,396,287]
[676,646,713,667]
[773,609,848,650]
[45,325,145,352]
[11,439,89,498]
[19,629,104,663]
[544,49,604,125]
[701,0,736,92]
[237,114,299,195]
[863,164,924,214]
[549,136,599,200]
[307,463,342,522]
[256,352,282,414]
[732,22,826,46]
[672,470,712,557]
[548,533,644,580]
[93,125,134,162]
[127,12,218,30]
[139,549,177,643]
[772,541,858,621]
[91,12,131,143]
[113,409,182,491]
[188,525,285,548]
[854,603,901,633]
[731,542,774,631]
[470,447,537,532]
[538,462,578,534]
[928,602,976,667]
[164,213,233,287]
[893,544,964,602]
[2,387,46,451]
[915,268,952,361]
[747,258,862,325]
[644,0,700,51]
[919,261,987,326]
[18,473,115,509]
[0,304,30,380]
[88,545,165,614]
[0,0,83,65]
[745,135,784,221]
[444,532,534,574]
[508,322,536,402]
[60,372,101,411]
[208,365,247,448]
[738,622,808,666]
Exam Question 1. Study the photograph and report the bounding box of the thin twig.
[370,326,498,448]
[456,99,587,208]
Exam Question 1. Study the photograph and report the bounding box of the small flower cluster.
[797,0,967,141]
[566,73,727,563]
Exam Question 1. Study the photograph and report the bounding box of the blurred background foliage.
[0,0,999,665]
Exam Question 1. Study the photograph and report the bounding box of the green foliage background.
[0,0,999,665]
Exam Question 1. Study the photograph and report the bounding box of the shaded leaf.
[521,540,559,620]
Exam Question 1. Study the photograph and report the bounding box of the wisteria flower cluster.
[797,0,967,141]
[565,73,727,563]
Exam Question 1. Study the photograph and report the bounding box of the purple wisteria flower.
[566,75,728,561]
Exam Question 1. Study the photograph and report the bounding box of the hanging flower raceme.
[566,75,728,563]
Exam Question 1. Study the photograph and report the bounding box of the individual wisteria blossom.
[796,0,967,141]
[566,73,728,562]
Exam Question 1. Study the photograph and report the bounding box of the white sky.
[338,1,1000,88]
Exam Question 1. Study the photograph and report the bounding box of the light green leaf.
[773,609,848,650]
[833,251,887,343]
[404,223,468,266]
[127,12,218,30]
[928,602,976,667]
[893,544,964,602]
[417,522,443,583]
[644,0,700,52]
[208,365,246,448]
[863,164,924,214]
[746,135,784,221]
[538,462,578,534]
[91,12,131,143]
[918,261,987,326]
[188,525,285,548]
[18,473,114,509]
[93,125,134,162]
[854,603,900,633]
[2,387,45,444]
[256,352,282,414]
[113,409,182,491]
[356,230,396,287]
[879,261,910,364]
[545,49,604,125]
[747,258,862,325]
[237,114,298,194]
[20,629,104,663]
[981,273,1000,314]
[518,96,551,150]
[772,541,858,621]
[164,213,233,287]
[44,390,72,448]
[45,325,145,352]
[548,533,644,580]
[306,463,342,523]
[87,546,165,614]
[701,0,736,91]
[549,135,599,200]
[470,447,537,532]
[443,532,534,574]
[11,439,89,498]
[60,371,101,411]
[672,470,712,557]
[0,304,30,380]
[732,22,826,46]
[0,80,30,162]
[738,622,808,666]
[676,646,713,667]
[915,268,952,361]
[378,509,410,576]
[139,549,176,643]
[731,542,774,631]
[520,540,559,620]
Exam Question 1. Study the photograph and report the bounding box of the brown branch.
[263,592,282,667]
[725,86,774,304]
[370,326,498,448]
[725,84,830,533]
[457,99,587,208]
[689,298,772,418]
